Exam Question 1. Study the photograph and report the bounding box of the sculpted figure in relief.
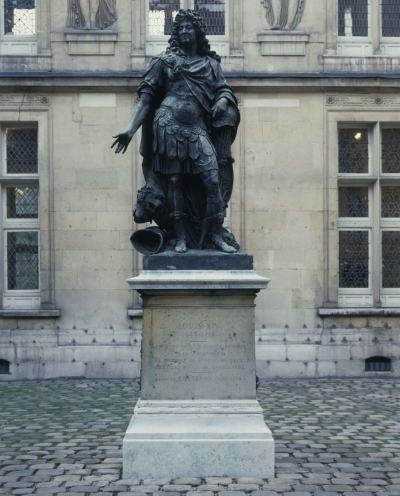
[66,0,117,30]
[261,0,306,30]
[112,9,240,254]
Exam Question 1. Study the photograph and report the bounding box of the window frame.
[0,124,40,309]
[337,0,372,55]
[0,102,53,312]
[380,227,400,305]
[145,0,229,57]
[331,0,400,57]
[0,0,37,55]
[378,125,400,304]
[330,117,400,309]
[380,0,400,55]
[337,125,374,306]
[337,227,372,306]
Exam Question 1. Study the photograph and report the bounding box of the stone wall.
[0,87,399,380]
[1,0,400,380]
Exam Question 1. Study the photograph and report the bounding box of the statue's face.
[178,21,196,48]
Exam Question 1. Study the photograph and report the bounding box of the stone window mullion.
[371,0,381,54]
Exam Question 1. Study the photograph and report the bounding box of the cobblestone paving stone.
[0,379,399,496]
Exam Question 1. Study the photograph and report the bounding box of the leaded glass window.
[339,230,369,289]
[339,129,369,174]
[382,231,400,288]
[337,125,400,307]
[1,125,40,309]
[194,0,225,36]
[147,0,227,38]
[381,0,400,38]
[6,128,38,174]
[381,186,400,217]
[382,129,400,173]
[6,231,39,290]
[6,187,38,219]
[148,0,180,36]
[338,0,369,37]
[4,0,36,36]
[339,187,369,217]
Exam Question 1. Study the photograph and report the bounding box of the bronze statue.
[112,9,240,254]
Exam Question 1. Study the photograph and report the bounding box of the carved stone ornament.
[0,94,50,106]
[261,0,306,31]
[326,95,400,107]
[66,0,117,30]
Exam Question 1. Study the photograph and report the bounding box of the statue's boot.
[208,214,237,253]
[171,214,187,253]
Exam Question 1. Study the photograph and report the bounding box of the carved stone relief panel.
[0,95,50,107]
[326,95,400,107]
[66,0,117,30]
[260,0,306,31]
[258,0,308,56]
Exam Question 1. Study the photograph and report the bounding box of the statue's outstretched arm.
[111,93,153,154]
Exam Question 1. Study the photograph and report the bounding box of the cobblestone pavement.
[1,379,400,496]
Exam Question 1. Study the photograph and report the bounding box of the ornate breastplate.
[162,94,204,126]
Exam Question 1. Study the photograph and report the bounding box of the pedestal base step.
[123,400,275,479]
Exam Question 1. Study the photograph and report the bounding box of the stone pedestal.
[123,251,274,479]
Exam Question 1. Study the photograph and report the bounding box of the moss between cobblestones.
[0,379,399,495]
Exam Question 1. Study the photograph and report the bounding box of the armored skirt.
[152,106,219,176]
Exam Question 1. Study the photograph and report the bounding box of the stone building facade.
[0,0,400,380]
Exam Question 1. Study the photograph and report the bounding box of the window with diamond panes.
[2,124,40,309]
[381,129,400,173]
[338,0,369,37]
[6,231,38,291]
[339,230,370,289]
[6,187,38,219]
[194,0,225,36]
[4,0,36,36]
[381,0,400,38]
[6,128,38,174]
[339,129,369,174]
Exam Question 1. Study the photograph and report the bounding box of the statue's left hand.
[212,98,228,119]
[111,131,133,154]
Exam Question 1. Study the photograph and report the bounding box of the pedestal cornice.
[127,270,270,292]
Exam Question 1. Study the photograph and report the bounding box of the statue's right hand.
[111,131,133,154]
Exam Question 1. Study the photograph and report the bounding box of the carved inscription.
[149,319,248,386]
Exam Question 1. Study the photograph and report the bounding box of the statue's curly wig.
[167,9,221,63]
